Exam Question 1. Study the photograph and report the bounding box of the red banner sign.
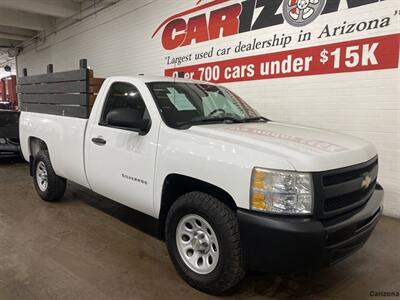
[165,34,400,83]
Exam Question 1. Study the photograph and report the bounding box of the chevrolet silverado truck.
[19,62,383,294]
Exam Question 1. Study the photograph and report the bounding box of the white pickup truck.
[20,74,383,294]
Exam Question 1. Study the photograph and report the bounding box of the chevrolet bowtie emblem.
[361,174,372,189]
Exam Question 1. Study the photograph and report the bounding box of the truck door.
[85,81,158,216]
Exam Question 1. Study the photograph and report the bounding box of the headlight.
[0,138,6,144]
[250,168,313,215]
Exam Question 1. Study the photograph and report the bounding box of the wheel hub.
[297,0,309,9]
[192,230,210,253]
[176,214,220,275]
[36,161,48,192]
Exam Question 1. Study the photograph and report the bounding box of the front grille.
[324,182,375,212]
[313,157,378,219]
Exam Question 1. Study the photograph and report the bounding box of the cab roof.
[109,75,216,85]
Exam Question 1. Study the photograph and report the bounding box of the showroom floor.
[0,158,399,300]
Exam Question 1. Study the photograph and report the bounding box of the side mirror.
[106,108,149,134]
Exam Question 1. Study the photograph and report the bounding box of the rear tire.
[33,150,66,202]
[165,192,245,294]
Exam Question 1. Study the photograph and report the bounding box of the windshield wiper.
[243,116,270,123]
[177,116,244,129]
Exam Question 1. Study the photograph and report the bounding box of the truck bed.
[19,112,91,188]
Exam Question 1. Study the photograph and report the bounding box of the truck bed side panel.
[19,112,90,188]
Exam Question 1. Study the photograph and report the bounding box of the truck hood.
[188,121,377,172]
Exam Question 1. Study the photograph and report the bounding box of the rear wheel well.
[29,137,48,157]
[158,174,237,239]
[28,137,48,176]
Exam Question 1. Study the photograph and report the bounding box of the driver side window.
[100,82,150,128]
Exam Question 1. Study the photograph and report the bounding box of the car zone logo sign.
[152,0,383,50]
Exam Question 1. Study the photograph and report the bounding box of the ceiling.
[0,0,118,73]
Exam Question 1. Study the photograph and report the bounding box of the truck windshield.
[147,82,264,128]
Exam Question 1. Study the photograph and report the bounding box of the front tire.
[33,150,66,202]
[165,192,245,294]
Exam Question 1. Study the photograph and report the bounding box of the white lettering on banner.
[320,43,379,69]
[165,35,399,83]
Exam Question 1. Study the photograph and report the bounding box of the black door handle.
[92,137,107,146]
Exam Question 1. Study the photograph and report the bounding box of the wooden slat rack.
[18,59,105,119]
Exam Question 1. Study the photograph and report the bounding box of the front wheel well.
[158,174,237,239]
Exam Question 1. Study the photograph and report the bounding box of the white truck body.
[19,75,383,294]
[20,76,377,217]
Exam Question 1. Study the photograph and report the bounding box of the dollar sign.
[320,49,329,64]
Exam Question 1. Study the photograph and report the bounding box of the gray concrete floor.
[0,158,399,300]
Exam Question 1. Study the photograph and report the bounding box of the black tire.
[33,150,66,202]
[165,192,245,294]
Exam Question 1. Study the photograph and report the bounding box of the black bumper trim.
[237,187,383,272]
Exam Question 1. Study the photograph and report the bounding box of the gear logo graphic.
[282,0,327,27]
